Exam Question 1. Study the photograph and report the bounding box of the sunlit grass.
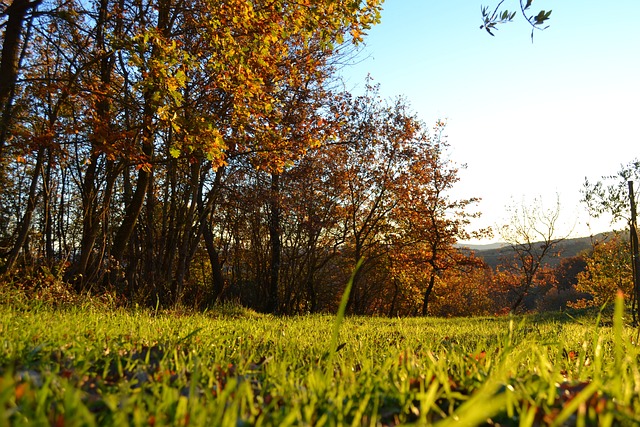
[1,297,639,426]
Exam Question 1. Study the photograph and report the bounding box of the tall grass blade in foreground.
[326,258,363,367]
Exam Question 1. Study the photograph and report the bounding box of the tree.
[275,148,345,314]
[499,195,569,312]
[575,233,633,308]
[553,255,587,292]
[0,0,43,154]
[0,1,80,274]
[331,85,413,314]
[583,159,640,322]
[429,255,495,317]
[319,82,486,315]
[392,121,488,316]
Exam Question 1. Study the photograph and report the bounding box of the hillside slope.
[462,234,612,269]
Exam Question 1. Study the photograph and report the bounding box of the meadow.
[1,297,639,426]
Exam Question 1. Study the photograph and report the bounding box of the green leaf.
[174,70,186,86]
[534,10,551,25]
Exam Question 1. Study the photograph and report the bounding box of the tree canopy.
[0,0,501,315]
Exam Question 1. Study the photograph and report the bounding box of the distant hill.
[457,242,508,251]
[459,233,612,270]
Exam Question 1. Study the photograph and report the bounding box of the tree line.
[1,0,632,317]
[0,0,495,315]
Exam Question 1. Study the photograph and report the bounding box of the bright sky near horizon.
[340,0,640,245]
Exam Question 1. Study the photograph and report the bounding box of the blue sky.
[340,0,640,244]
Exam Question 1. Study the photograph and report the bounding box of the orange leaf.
[15,382,27,400]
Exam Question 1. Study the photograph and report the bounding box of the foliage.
[582,159,640,323]
[315,83,487,315]
[2,299,640,425]
[0,0,494,316]
[582,159,640,226]
[574,233,633,308]
[428,257,497,317]
[553,255,588,292]
[481,0,552,40]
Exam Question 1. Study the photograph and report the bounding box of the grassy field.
[1,298,639,426]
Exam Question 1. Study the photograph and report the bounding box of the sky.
[340,0,640,244]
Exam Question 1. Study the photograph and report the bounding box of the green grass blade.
[550,380,600,427]
[327,258,363,366]
[613,290,624,374]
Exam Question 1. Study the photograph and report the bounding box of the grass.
[1,297,639,426]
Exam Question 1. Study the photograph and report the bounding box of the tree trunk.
[421,269,437,316]
[110,158,151,264]
[203,225,225,304]
[511,288,526,313]
[267,173,281,313]
[160,157,178,290]
[511,264,537,313]
[0,2,35,106]
[76,153,100,284]
[174,161,200,303]
[388,278,399,317]
[75,159,116,288]
[305,257,318,313]
[42,148,54,260]
[346,241,363,314]
[0,0,41,154]
[109,140,152,303]
[628,181,640,324]
[198,168,225,304]
[110,0,171,297]
[144,160,157,294]
[2,146,45,273]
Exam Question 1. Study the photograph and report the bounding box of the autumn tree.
[552,255,587,292]
[143,0,382,307]
[329,85,412,314]
[0,0,44,153]
[499,195,569,312]
[429,254,495,317]
[0,0,81,274]
[313,82,486,315]
[393,121,488,316]
[0,0,384,308]
[274,145,348,314]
